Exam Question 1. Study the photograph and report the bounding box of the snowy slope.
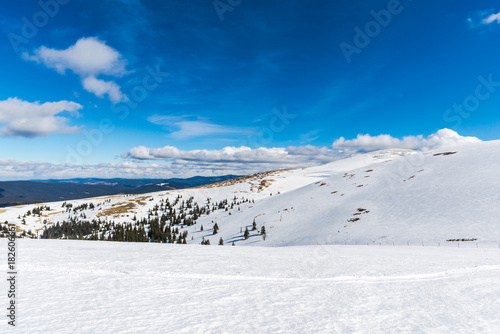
[1,239,499,333]
[1,140,500,246]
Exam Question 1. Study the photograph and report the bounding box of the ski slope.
[1,139,500,247]
[1,239,499,333]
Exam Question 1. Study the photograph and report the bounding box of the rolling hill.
[1,140,499,246]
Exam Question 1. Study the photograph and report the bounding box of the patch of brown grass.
[42,211,64,217]
[0,209,7,214]
[97,202,136,217]
[133,196,150,206]
[194,169,295,190]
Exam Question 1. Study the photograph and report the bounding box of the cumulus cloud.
[121,144,345,175]
[0,97,82,138]
[423,129,482,150]
[148,115,255,139]
[332,134,423,152]
[82,76,127,103]
[332,129,481,152]
[23,37,128,103]
[121,129,482,175]
[0,129,484,179]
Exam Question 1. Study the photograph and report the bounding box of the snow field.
[1,239,499,333]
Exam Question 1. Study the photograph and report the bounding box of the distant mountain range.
[0,176,240,207]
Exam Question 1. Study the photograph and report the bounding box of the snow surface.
[1,140,500,246]
[1,239,499,333]
[1,140,500,332]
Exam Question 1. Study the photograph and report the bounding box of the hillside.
[1,140,499,246]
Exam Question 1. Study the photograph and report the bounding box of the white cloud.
[0,98,82,138]
[23,37,128,103]
[122,129,482,175]
[423,129,481,150]
[121,144,345,175]
[82,76,127,103]
[481,12,500,24]
[148,115,255,139]
[467,10,500,28]
[332,133,423,152]
[0,159,178,181]
[0,129,484,180]
[332,129,481,152]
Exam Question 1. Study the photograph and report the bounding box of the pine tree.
[213,223,219,235]
[252,219,257,231]
[244,227,250,240]
[219,237,223,245]
[261,226,266,240]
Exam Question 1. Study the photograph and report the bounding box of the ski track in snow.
[24,262,500,285]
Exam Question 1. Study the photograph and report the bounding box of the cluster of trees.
[20,205,51,218]
[0,223,12,238]
[29,205,51,217]
[244,222,266,240]
[38,195,253,245]
[39,216,190,244]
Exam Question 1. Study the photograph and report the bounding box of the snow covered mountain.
[1,139,499,246]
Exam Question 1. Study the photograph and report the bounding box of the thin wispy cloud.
[481,12,500,24]
[148,115,256,139]
[22,37,129,103]
[0,159,178,180]
[467,10,500,28]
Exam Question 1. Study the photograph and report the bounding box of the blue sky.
[0,0,500,180]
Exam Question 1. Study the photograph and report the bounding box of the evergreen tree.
[261,226,266,240]
[219,237,223,245]
[213,223,219,235]
[244,227,250,240]
[252,219,257,231]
